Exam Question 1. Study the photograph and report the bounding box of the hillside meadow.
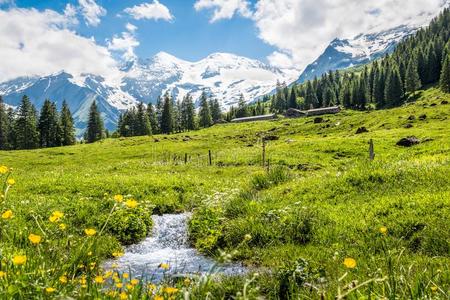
[0,87,449,299]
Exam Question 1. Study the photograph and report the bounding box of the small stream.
[104,213,246,282]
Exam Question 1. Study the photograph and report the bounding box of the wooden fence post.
[369,139,375,161]
[208,150,212,166]
[185,153,188,164]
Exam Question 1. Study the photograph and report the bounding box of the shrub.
[107,208,152,245]
[189,207,223,253]
[251,166,292,191]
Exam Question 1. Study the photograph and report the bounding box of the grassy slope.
[0,87,449,299]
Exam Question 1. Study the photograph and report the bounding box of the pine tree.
[405,58,422,94]
[86,100,104,143]
[210,98,222,122]
[147,103,158,134]
[384,67,404,106]
[14,95,39,149]
[198,91,212,128]
[0,96,10,150]
[440,55,450,93]
[38,99,61,147]
[60,100,76,146]
[135,102,151,136]
[6,108,15,149]
[184,94,196,130]
[160,93,173,134]
[288,87,298,109]
[236,94,249,118]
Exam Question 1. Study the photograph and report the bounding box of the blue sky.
[0,0,446,83]
[12,0,275,62]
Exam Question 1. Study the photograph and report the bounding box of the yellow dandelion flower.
[343,257,357,269]
[59,275,68,284]
[0,271,6,278]
[28,233,42,245]
[45,287,56,293]
[126,284,133,290]
[79,277,87,285]
[59,223,67,230]
[0,165,8,174]
[84,228,97,236]
[1,210,13,219]
[112,251,124,258]
[116,283,123,289]
[12,255,27,266]
[6,178,15,186]
[431,285,438,293]
[119,291,128,300]
[122,272,129,279]
[244,234,252,241]
[130,278,139,286]
[159,263,169,270]
[164,287,179,294]
[49,211,64,223]
[114,194,124,203]
[379,226,388,235]
[154,296,163,300]
[125,199,138,209]
[94,275,104,284]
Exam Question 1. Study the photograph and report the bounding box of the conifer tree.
[405,58,422,94]
[0,96,10,150]
[440,55,450,93]
[147,103,158,134]
[6,108,15,149]
[160,93,173,134]
[38,99,61,147]
[14,95,39,149]
[183,94,196,130]
[135,102,151,136]
[198,91,212,128]
[86,100,104,143]
[210,98,222,122]
[384,67,404,106]
[60,100,76,146]
[236,94,249,118]
[288,87,298,109]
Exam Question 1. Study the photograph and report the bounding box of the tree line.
[0,96,76,150]
[269,7,450,112]
[116,90,223,137]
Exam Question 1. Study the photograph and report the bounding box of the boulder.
[419,114,427,120]
[396,136,420,147]
[441,100,449,105]
[313,117,324,124]
[355,127,369,134]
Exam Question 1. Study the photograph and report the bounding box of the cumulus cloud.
[253,0,449,69]
[108,24,140,61]
[0,8,120,84]
[194,0,252,22]
[78,0,106,27]
[124,0,173,21]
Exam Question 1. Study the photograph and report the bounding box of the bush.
[189,207,223,253]
[107,208,152,245]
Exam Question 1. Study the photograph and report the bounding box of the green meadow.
[0,86,449,299]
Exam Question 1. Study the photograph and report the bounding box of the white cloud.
[253,0,449,69]
[78,0,106,27]
[125,22,138,33]
[124,0,173,21]
[0,8,121,84]
[194,0,252,22]
[108,24,140,61]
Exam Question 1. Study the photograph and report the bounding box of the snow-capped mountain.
[297,25,417,83]
[122,52,299,107]
[0,52,298,133]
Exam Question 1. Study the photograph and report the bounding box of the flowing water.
[104,213,245,282]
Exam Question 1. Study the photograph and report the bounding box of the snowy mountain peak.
[297,24,418,83]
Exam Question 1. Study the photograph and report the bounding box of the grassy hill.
[0,87,449,299]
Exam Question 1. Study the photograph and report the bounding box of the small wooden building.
[306,106,341,116]
[285,108,307,118]
[231,114,277,123]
